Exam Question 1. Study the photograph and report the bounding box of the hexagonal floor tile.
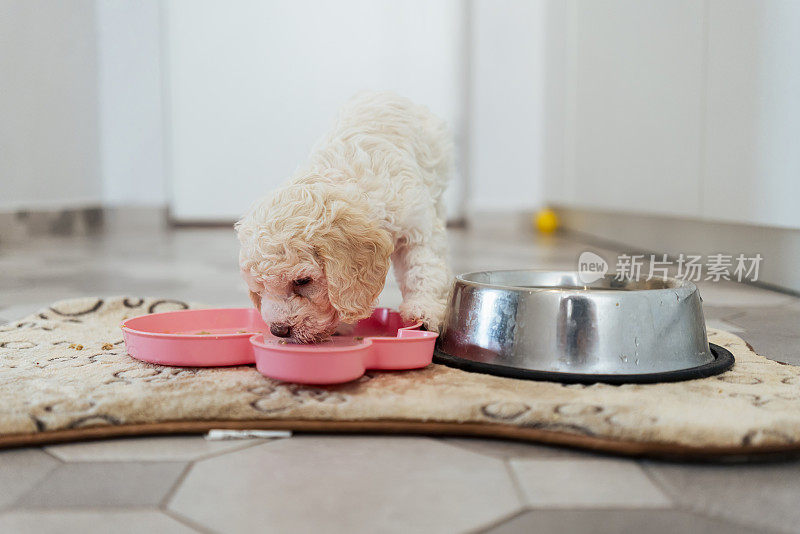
[46,435,267,462]
[0,448,60,508]
[510,459,670,508]
[726,306,800,365]
[644,460,800,534]
[168,436,522,533]
[439,437,601,460]
[486,509,763,534]
[17,461,188,508]
[694,281,793,308]
[0,509,196,534]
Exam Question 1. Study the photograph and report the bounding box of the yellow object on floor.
[534,208,559,234]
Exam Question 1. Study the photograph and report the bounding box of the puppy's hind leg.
[393,224,452,332]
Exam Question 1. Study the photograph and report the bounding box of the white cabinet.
[554,0,800,230]
[565,0,705,218]
[703,0,800,229]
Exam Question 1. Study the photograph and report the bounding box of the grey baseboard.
[0,207,104,243]
[554,206,800,295]
[0,206,169,244]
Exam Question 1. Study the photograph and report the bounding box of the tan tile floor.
[1,214,800,533]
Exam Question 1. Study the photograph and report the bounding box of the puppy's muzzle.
[270,323,291,338]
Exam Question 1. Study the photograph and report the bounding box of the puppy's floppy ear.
[249,291,261,311]
[240,268,263,311]
[316,201,393,323]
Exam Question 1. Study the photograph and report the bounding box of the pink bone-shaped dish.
[121,307,437,384]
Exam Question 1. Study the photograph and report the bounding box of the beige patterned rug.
[2,296,800,458]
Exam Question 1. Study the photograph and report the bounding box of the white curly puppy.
[236,92,452,343]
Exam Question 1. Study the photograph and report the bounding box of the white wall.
[164,0,466,222]
[469,0,545,212]
[95,0,166,206]
[0,1,549,216]
[0,0,102,210]
[0,0,168,212]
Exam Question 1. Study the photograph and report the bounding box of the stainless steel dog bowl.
[435,270,733,384]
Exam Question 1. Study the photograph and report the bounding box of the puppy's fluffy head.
[235,178,393,343]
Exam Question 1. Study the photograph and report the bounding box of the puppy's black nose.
[270,323,291,338]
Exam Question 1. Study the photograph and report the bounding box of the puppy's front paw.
[400,300,445,332]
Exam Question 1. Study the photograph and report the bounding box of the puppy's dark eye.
[293,277,312,287]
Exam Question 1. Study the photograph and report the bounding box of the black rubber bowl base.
[432,343,734,385]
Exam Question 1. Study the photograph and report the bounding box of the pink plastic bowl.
[121,307,437,384]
